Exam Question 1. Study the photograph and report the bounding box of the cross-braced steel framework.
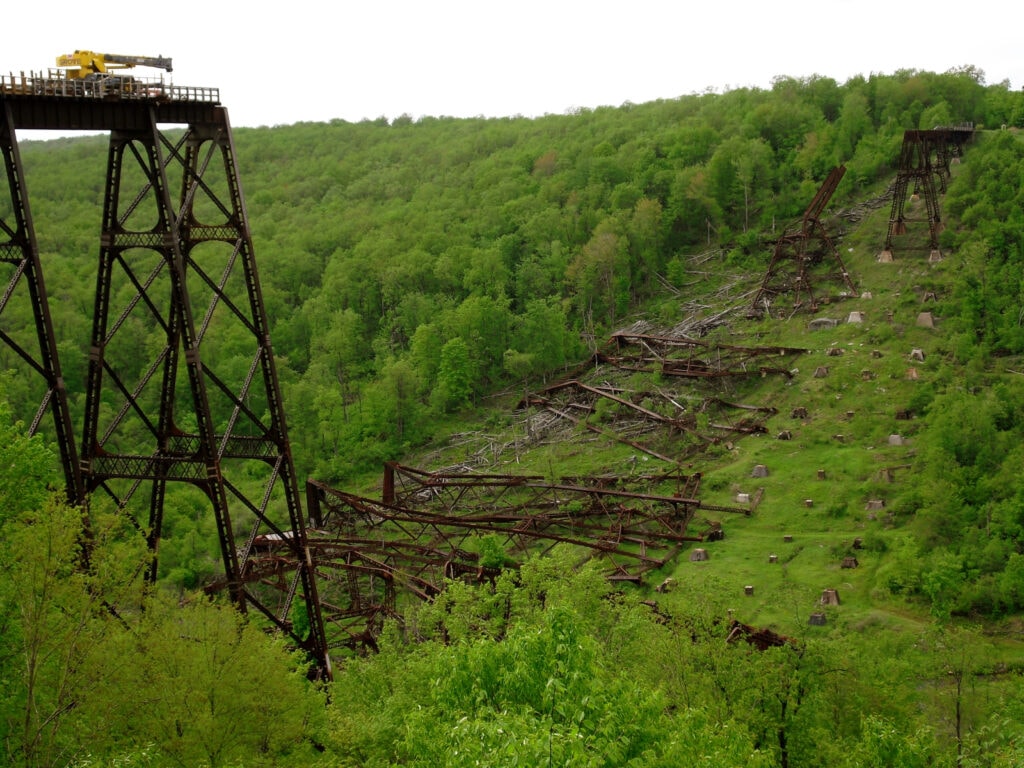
[289,465,748,653]
[879,126,974,261]
[0,75,329,676]
[752,165,856,313]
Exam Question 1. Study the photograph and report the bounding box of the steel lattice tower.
[0,73,330,677]
[879,126,974,262]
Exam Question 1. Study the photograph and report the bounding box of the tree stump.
[820,588,840,606]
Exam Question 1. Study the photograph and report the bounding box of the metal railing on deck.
[1,70,219,103]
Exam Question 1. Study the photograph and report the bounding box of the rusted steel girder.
[602,332,806,380]
[1,71,221,130]
[0,102,84,503]
[380,461,747,522]
[753,165,857,314]
[383,460,705,509]
[282,472,748,654]
[310,477,720,580]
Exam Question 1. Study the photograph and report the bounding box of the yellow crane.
[55,51,173,79]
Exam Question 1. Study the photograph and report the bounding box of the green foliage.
[0,402,57,524]
[8,69,1024,766]
[470,533,516,570]
[431,337,473,412]
[0,499,327,768]
[0,410,326,767]
[840,715,937,768]
[322,556,1024,767]
[328,559,771,767]
[15,70,1024,485]
[897,380,1024,614]
[82,597,325,767]
[1,498,105,767]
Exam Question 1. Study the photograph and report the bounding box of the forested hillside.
[3,67,1024,766]
[11,68,1023,483]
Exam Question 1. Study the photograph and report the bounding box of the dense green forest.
[3,67,1024,766]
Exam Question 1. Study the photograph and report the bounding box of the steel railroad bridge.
[1,72,745,679]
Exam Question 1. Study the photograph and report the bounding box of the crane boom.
[56,50,173,79]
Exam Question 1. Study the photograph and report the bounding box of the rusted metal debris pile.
[253,316,795,656]
[249,464,750,654]
[512,331,800,466]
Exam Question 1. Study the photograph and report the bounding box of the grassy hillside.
[388,139,1024,648]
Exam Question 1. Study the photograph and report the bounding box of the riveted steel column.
[0,102,84,504]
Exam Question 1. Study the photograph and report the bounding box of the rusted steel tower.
[0,72,329,676]
[752,165,856,314]
[879,126,974,262]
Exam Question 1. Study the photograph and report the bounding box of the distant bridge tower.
[0,73,329,677]
[879,126,974,262]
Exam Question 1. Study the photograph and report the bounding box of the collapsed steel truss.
[880,126,974,260]
[288,464,748,653]
[512,331,799,464]
[522,379,779,464]
[753,165,856,313]
[601,332,806,380]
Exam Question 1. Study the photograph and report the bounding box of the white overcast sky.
[3,0,1020,134]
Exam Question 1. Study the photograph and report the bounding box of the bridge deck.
[1,72,222,130]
